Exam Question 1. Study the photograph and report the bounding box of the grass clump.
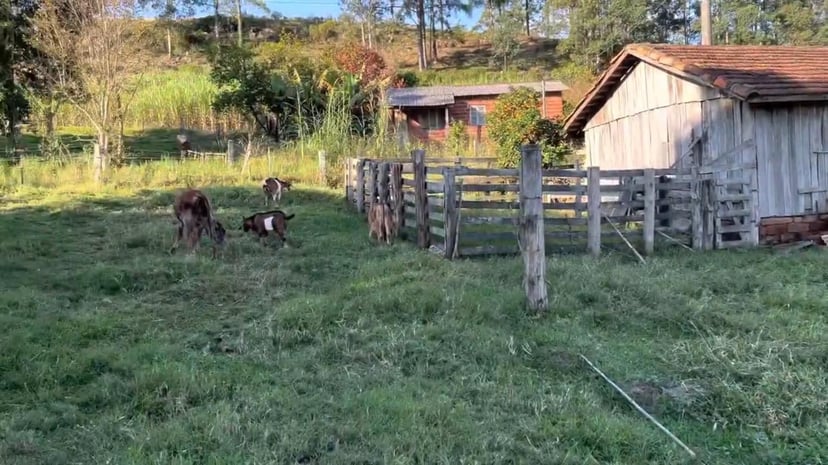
[0,171,826,464]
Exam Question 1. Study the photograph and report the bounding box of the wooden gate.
[699,141,760,249]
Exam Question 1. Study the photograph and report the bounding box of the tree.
[487,86,571,168]
[341,0,384,48]
[0,0,41,155]
[138,0,208,58]
[396,0,474,69]
[232,0,269,46]
[209,44,288,142]
[31,0,148,175]
[479,1,522,70]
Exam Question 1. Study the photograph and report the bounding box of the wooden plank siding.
[753,104,828,217]
[581,59,828,219]
[583,61,716,170]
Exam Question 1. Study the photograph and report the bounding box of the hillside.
[24,14,593,140]
[129,15,595,120]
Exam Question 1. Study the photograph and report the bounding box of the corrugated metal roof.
[386,81,568,108]
[387,92,455,107]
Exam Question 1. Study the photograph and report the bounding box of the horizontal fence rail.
[343,150,759,259]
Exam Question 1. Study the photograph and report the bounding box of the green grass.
[1,169,826,464]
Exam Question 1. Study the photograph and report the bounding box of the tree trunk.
[236,0,243,46]
[214,0,220,39]
[525,0,531,36]
[416,0,427,70]
[166,26,173,58]
[429,0,437,62]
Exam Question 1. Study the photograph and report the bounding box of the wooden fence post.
[93,143,103,184]
[574,159,583,218]
[587,166,602,257]
[378,162,390,204]
[749,166,760,246]
[518,144,548,313]
[355,158,366,214]
[413,149,430,249]
[391,163,404,236]
[226,140,236,165]
[704,180,715,250]
[690,165,703,249]
[443,167,458,259]
[344,158,352,204]
[318,150,327,185]
[368,160,378,207]
[643,168,656,255]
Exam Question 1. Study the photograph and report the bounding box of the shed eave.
[747,94,828,104]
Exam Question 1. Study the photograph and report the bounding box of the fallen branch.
[579,354,697,460]
[604,214,647,264]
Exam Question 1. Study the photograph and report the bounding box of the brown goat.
[171,188,226,257]
[262,177,293,205]
[242,209,295,247]
[368,201,396,244]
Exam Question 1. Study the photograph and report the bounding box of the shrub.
[332,43,390,86]
[309,20,339,43]
[487,86,571,168]
[254,33,311,73]
[446,120,469,155]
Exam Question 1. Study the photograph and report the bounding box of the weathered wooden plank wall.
[584,62,716,170]
[753,104,828,217]
[581,59,828,221]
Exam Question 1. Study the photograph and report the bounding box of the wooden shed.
[564,44,828,245]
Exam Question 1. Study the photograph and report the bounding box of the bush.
[309,20,339,43]
[446,120,469,155]
[332,43,390,86]
[487,87,572,168]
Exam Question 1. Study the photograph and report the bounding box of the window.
[419,109,446,130]
[469,105,486,126]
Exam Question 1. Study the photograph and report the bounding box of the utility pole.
[701,0,712,45]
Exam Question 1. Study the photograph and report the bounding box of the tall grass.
[1,151,321,194]
[55,68,246,132]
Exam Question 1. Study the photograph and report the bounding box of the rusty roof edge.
[564,43,762,137]
[563,45,641,136]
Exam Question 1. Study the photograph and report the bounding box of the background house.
[563,43,828,243]
[387,81,568,147]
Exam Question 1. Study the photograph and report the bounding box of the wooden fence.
[343,149,759,259]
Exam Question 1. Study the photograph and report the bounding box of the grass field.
[1,178,827,464]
